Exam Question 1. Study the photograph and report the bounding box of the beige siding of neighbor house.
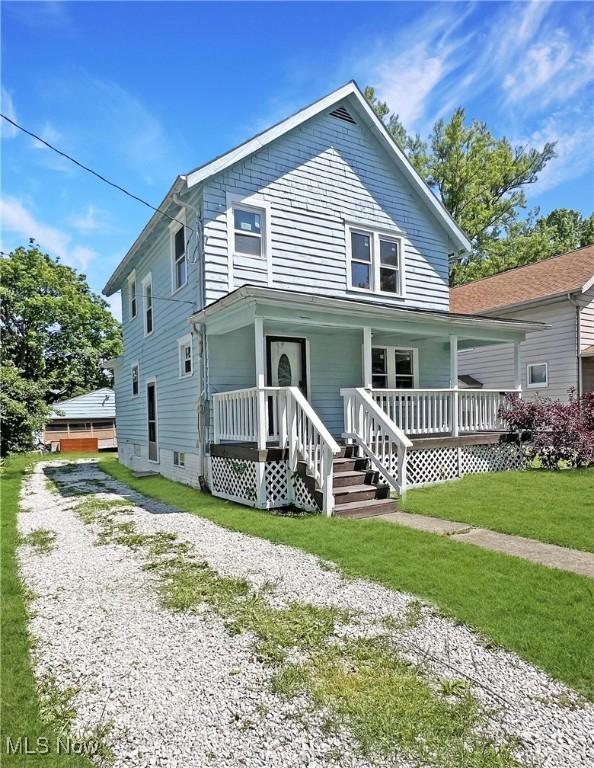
[458,298,578,401]
[578,287,594,351]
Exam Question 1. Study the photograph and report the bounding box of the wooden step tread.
[333,470,368,479]
[333,498,395,518]
[333,483,381,495]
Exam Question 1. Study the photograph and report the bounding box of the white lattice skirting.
[211,457,318,511]
[406,441,522,488]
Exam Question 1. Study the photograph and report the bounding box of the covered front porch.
[191,286,543,515]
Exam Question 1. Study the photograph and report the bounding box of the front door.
[266,336,308,397]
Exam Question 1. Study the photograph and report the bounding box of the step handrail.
[341,387,412,495]
[283,386,341,517]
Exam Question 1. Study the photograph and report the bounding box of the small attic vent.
[329,105,356,124]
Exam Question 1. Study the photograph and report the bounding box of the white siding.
[114,200,203,478]
[202,106,454,311]
[458,299,578,401]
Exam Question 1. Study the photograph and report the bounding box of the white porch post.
[254,316,267,450]
[449,335,459,437]
[363,327,373,389]
[513,341,522,393]
[254,316,267,507]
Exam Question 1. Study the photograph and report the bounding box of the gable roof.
[49,388,115,420]
[103,81,471,296]
[450,246,594,314]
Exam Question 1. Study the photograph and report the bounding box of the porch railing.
[212,386,340,515]
[341,388,412,495]
[370,389,515,436]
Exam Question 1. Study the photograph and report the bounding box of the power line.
[0,112,193,234]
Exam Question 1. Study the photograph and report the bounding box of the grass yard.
[401,468,594,553]
[1,452,99,767]
[99,455,594,701]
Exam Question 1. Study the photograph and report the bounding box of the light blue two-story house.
[104,82,543,517]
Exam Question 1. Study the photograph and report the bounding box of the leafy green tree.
[0,242,122,454]
[452,208,594,284]
[0,363,50,455]
[365,86,556,275]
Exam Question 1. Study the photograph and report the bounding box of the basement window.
[173,451,185,467]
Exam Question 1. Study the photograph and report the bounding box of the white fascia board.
[185,81,471,255]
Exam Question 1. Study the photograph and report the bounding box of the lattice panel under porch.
[460,443,522,475]
[406,446,458,487]
[265,460,289,507]
[211,457,258,504]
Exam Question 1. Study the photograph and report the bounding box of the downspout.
[174,191,210,485]
[567,292,582,398]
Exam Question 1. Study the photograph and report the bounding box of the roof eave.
[102,176,186,296]
[190,285,548,334]
[186,81,471,255]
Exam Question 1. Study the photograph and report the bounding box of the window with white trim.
[347,226,403,296]
[178,334,193,378]
[232,204,264,257]
[131,363,139,396]
[171,221,187,291]
[142,273,153,336]
[527,362,548,388]
[372,347,417,389]
[173,451,185,467]
[127,271,137,319]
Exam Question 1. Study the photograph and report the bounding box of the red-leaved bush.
[499,390,594,469]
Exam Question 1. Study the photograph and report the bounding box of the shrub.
[500,390,594,469]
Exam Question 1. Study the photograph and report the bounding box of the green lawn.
[98,455,594,701]
[1,452,98,767]
[401,469,594,553]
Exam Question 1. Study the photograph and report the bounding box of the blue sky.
[2,1,593,319]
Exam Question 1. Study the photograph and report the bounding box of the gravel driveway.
[17,459,594,768]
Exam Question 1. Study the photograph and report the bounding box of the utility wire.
[0,113,193,234]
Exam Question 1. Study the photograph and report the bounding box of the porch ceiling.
[190,285,548,346]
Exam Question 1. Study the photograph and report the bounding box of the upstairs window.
[171,223,187,291]
[178,334,193,378]
[142,274,153,336]
[233,206,263,257]
[128,272,137,319]
[347,226,404,296]
[131,363,139,396]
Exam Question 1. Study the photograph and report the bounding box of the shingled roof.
[450,246,594,314]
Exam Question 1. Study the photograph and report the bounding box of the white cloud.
[0,197,97,270]
[1,87,18,138]
[69,205,106,234]
[523,110,594,195]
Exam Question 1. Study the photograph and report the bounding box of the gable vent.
[329,105,356,124]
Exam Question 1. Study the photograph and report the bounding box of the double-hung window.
[171,220,187,291]
[142,273,153,336]
[372,347,417,389]
[347,225,404,296]
[233,205,263,257]
[178,334,193,378]
[128,272,137,319]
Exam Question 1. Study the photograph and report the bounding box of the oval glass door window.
[277,353,292,386]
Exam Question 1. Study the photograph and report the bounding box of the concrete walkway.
[376,511,594,579]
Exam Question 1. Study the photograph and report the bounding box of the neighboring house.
[103,82,544,517]
[43,388,117,451]
[451,247,594,401]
